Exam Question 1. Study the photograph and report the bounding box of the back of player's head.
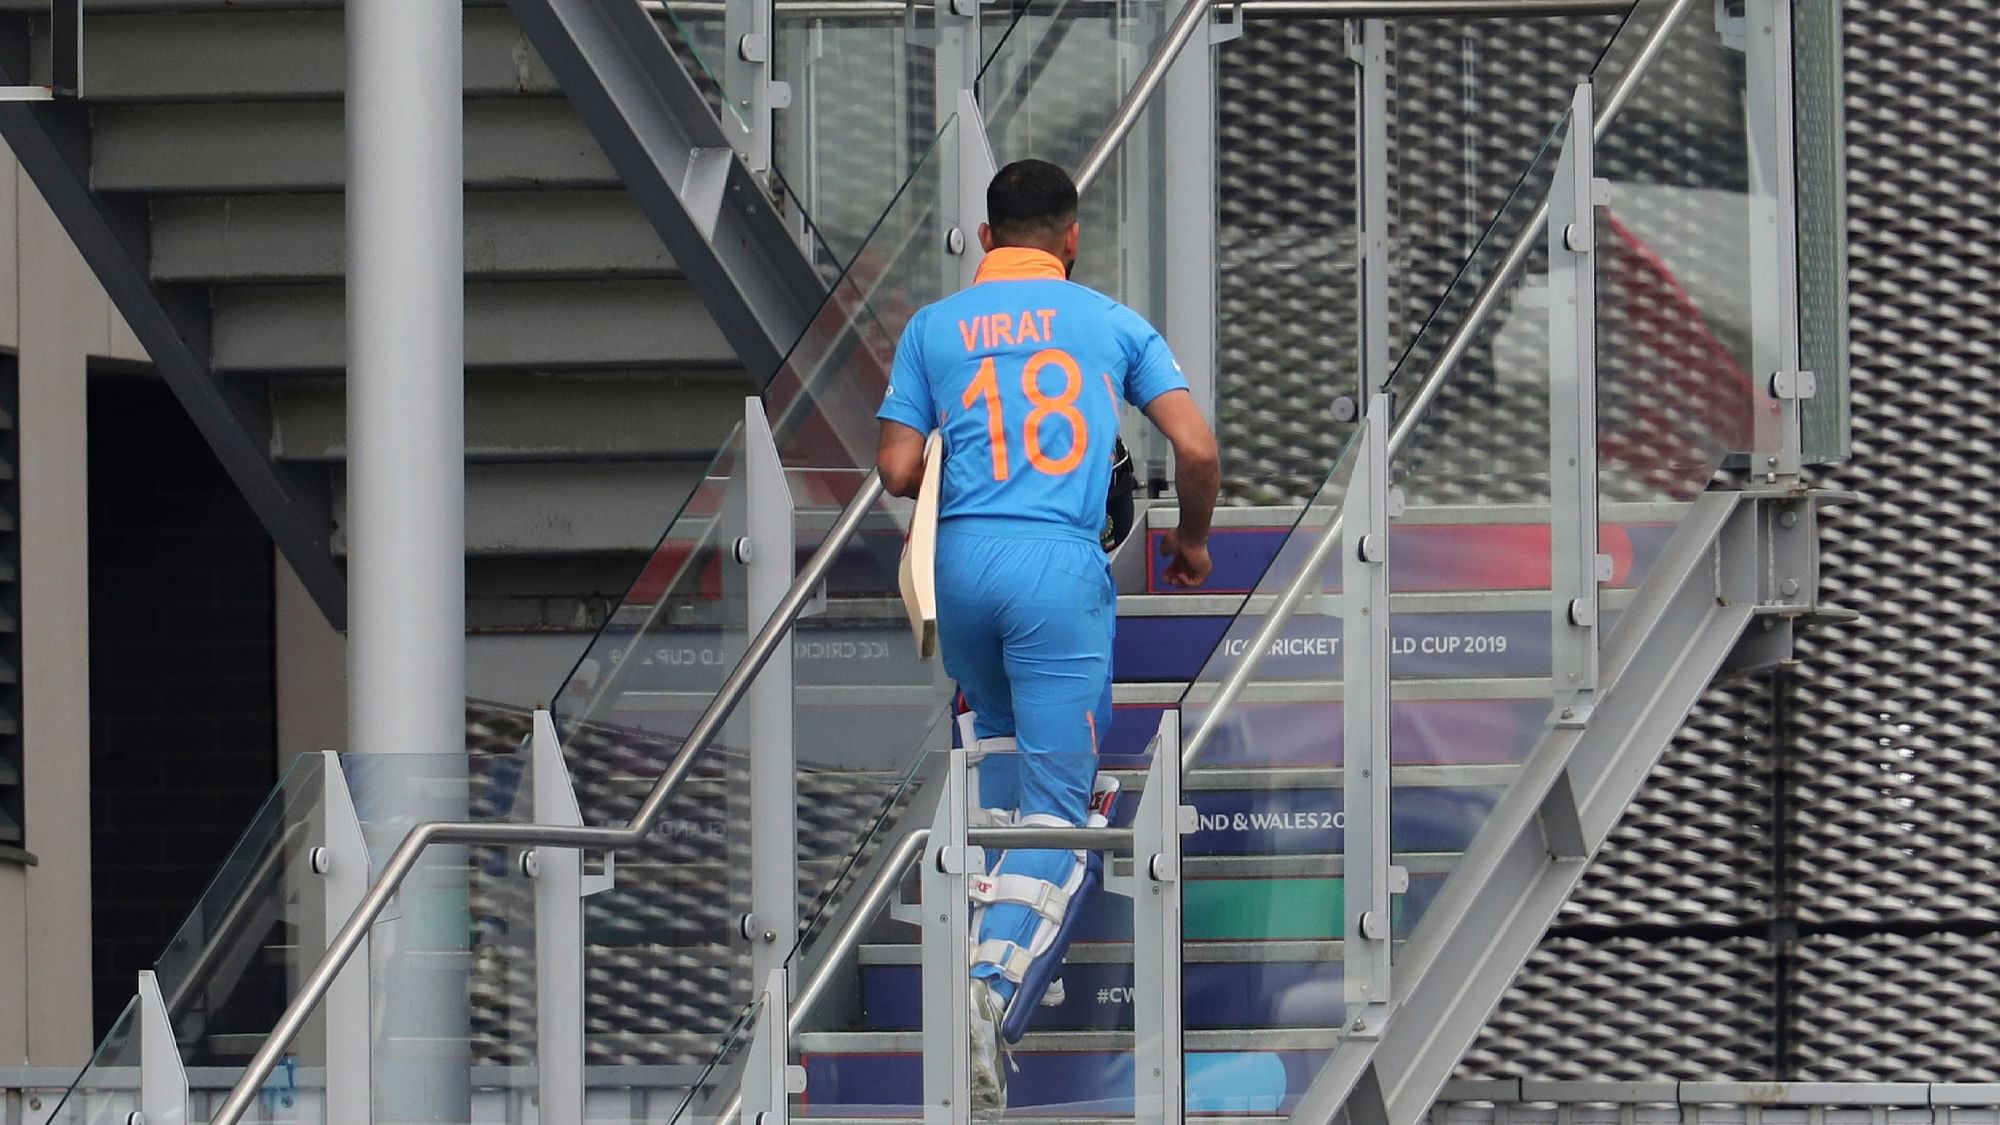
[987,160,1078,248]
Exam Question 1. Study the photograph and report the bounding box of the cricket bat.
[898,431,943,660]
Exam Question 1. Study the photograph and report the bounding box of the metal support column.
[1131,712,1191,1123]
[1341,392,1394,1029]
[1547,83,1602,722]
[1743,0,1807,478]
[345,0,469,1118]
[742,398,799,995]
[137,972,189,1125]
[528,712,612,1125]
[724,0,792,174]
[920,747,977,1124]
[318,752,370,1125]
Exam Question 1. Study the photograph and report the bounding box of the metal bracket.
[936,844,987,875]
[1771,370,1819,400]
[1715,0,1747,50]
[1211,2,1243,44]
[582,852,615,897]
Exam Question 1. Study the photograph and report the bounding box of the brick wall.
[86,376,277,1037]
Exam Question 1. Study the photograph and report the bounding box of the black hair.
[986,159,1079,247]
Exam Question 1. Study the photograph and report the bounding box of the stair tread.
[796,1028,1339,1053]
[1147,500,1692,527]
[858,939,1345,965]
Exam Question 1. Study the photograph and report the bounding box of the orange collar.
[974,246,1067,284]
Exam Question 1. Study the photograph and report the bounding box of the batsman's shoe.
[969,977,1010,1118]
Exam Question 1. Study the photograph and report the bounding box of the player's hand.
[1159,529,1212,589]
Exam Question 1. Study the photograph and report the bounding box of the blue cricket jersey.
[876,247,1188,543]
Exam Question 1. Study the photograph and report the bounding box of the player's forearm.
[1172,440,1220,544]
[879,462,924,499]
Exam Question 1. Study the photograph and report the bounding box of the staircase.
[32,0,1851,1121]
[0,0,827,629]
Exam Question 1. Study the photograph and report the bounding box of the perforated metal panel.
[1455,934,1776,1081]
[1460,0,2000,1086]
[1789,933,2000,1081]
[1556,675,1778,932]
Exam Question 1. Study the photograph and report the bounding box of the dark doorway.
[87,375,277,1039]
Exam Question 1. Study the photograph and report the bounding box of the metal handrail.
[1182,0,1699,770]
[205,4,1232,1120]
[206,475,884,1125]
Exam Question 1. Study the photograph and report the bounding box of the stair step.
[856,959,1340,1032]
[156,191,676,284]
[1139,503,1684,595]
[275,373,744,464]
[72,8,561,103]
[93,99,617,194]
[1115,608,1553,683]
[858,939,1343,965]
[213,279,733,373]
[584,858,1452,945]
[797,1034,1327,1115]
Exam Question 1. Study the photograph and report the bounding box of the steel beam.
[0,19,348,626]
[502,0,827,386]
[1286,492,1793,1125]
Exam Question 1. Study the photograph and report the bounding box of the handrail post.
[528,713,596,1125]
[1547,83,1602,722]
[1744,0,1807,479]
[1132,712,1190,1123]
[318,753,370,1125]
[935,0,988,292]
[920,744,977,1123]
[722,0,787,174]
[1341,392,1395,1030]
[742,969,804,1125]
[138,971,190,1125]
[1342,14,1397,1038]
[741,399,799,1006]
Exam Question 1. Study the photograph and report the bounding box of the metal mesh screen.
[1456,0,2000,1086]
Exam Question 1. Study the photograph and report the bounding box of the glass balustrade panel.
[50,755,332,1122]
[1595,2,1765,592]
[1172,435,1359,1117]
[341,748,539,1124]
